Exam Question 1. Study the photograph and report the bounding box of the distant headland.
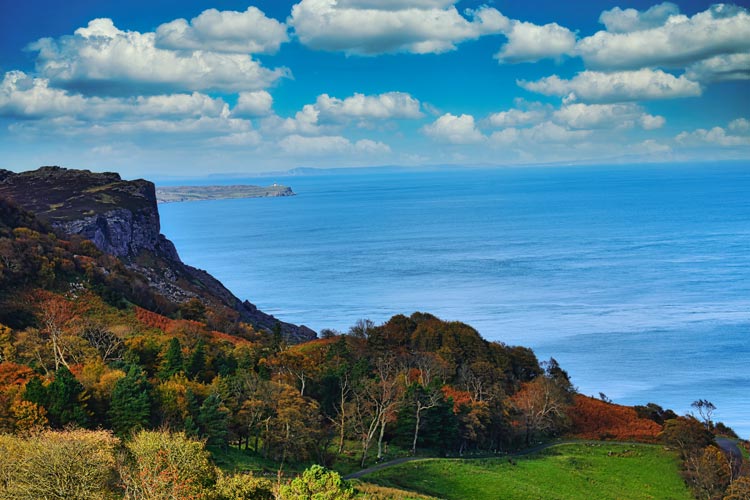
[155,184,294,203]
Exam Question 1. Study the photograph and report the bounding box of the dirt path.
[716,437,744,477]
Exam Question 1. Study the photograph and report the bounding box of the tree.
[187,340,207,381]
[214,471,274,500]
[159,337,184,379]
[683,445,731,500]
[661,416,715,459]
[109,365,151,437]
[511,375,570,445]
[724,477,750,500]
[278,465,355,500]
[691,399,717,430]
[46,366,89,428]
[198,393,230,448]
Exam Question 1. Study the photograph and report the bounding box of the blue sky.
[1,1,748,177]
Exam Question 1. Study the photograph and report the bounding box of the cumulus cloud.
[519,69,702,103]
[685,52,750,82]
[577,4,750,70]
[232,90,274,118]
[487,106,547,127]
[489,121,591,146]
[598,2,680,33]
[155,6,288,54]
[552,103,664,130]
[676,118,750,147]
[279,134,390,156]
[315,92,422,122]
[495,21,576,63]
[207,130,262,146]
[0,70,229,120]
[422,113,485,144]
[289,0,508,55]
[28,18,289,95]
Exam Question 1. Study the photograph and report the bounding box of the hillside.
[0,166,314,343]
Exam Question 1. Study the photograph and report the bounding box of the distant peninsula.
[155,184,294,203]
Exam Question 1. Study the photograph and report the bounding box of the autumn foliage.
[570,395,661,443]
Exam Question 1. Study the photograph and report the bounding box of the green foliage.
[46,366,90,428]
[159,337,184,379]
[22,376,48,408]
[214,471,274,500]
[279,465,355,500]
[188,340,207,381]
[109,365,152,437]
[198,393,230,447]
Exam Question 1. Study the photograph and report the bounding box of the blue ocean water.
[159,163,750,437]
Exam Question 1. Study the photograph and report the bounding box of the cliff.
[0,166,315,342]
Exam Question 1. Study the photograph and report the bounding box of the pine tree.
[110,365,152,437]
[23,376,49,408]
[198,393,229,447]
[46,366,89,428]
[159,338,184,379]
[187,340,207,381]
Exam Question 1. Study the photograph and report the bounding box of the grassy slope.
[363,443,692,500]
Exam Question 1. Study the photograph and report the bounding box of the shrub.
[0,429,119,499]
[119,429,216,500]
[278,465,355,500]
[213,470,274,500]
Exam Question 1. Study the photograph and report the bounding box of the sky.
[1,0,749,178]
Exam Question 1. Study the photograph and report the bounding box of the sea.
[158,162,750,437]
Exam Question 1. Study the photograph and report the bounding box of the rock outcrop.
[0,166,316,342]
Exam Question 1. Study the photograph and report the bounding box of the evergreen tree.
[23,376,49,409]
[187,340,207,381]
[198,393,229,447]
[46,366,89,428]
[159,338,184,379]
[110,365,152,437]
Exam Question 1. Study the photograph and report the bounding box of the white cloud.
[552,103,664,130]
[729,118,750,133]
[487,107,547,127]
[637,139,671,154]
[422,113,485,144]
[598,2,680,33]
[496,21,576,63]
[315,92,422,121]
[489,121,591,146]
[28,18,289,95]
[0,70,229,120]
[262,104,324,136]
[279,134,390,156]
[685,52,750,82]
[289,0,508,55]
[207,130,262,146]
[519,69,702,103]
[676,118,750,147]
[577,5,750,70]
[155,6,288,54]
[232,90,273,117]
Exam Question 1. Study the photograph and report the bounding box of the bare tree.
[691,399,716,429]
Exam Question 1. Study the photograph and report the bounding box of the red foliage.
[135,307,173,332]
[441,386,473,414]
[570,395,661,443]
[0,362,34,388]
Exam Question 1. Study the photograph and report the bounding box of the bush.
[0,429,119,500]
[278,465,355,500]
[213,470,274,500]
[119,430,216,500]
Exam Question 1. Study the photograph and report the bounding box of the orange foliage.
[0,362,34,388]
[135,307,249,346]
[570,395,661,443]
[442,386,473,413]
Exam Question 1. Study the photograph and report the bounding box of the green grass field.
[362,443,692,500]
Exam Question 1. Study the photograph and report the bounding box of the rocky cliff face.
[0,166,315,342]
